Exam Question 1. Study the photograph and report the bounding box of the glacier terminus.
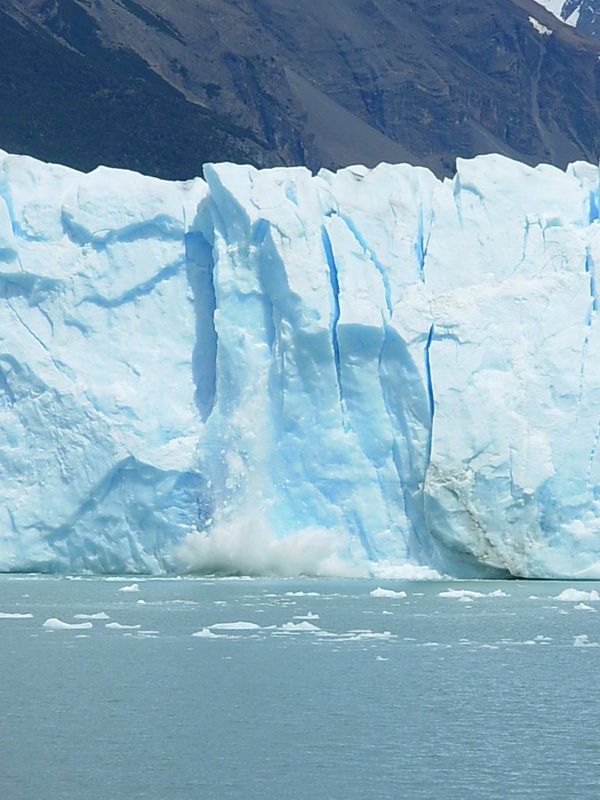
[1,149,600,578]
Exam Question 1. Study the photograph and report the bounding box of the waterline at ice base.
[2,148,600,578]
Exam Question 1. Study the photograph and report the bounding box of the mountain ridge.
[2,0,600,178]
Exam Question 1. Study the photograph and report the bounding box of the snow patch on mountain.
[533,1,581,27]
[529,16,553,34]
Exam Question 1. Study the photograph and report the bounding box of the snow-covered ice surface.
[3,150,600,577]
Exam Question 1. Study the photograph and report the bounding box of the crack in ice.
[338,213,392,316]
[320,225,344,420]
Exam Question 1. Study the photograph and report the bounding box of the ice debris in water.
[573,634,600,647]
[574,602,596,611]
[280,621,321,631]
[554,588,600,601]
[43,618,93,630]
[370,587,407,598]
[209,621,261,630]
[2,150,600,578]
[192,627,222,638]
[0,611,33,619]
[438,588,508,599]
[105,622,141,630]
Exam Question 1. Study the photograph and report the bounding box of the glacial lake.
[1,575,599,799]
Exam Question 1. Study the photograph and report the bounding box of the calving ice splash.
[1,150,600,578]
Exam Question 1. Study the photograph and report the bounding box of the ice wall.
[1,148,600,577]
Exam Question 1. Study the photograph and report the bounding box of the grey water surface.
[1,576,599,799]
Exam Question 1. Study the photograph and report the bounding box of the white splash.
[174,516,360,577]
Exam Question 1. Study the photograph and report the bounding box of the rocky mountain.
[2,0,600,178]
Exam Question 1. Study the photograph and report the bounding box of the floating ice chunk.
[573,634,600,647]
[0,611,33,619]
[345,629,394,640]
[285,592,321,597]
[438,589,485,599]
[370,587,407,598]
[209,621,261,630]
[280,621,321,631]
[74,612,109,619]
[137,599,146,605]
[105,622,141,629]
[118,583,140,593]
[439,588,507,599]
[293,612,320,620]
[499,639,536,646]
[574,603,597,612]
[554,589,600,602]
[192,628,221,638]
[43,618,93,630]
[314,629,383,640]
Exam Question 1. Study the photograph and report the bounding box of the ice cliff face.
[1,149,600,578]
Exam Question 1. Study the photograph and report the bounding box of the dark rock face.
[2,0,600,178]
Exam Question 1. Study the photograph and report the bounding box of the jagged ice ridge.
[1,149,600,578]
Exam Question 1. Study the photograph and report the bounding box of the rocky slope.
[2,0,600,177]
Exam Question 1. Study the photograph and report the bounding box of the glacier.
[1,148,600,578]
